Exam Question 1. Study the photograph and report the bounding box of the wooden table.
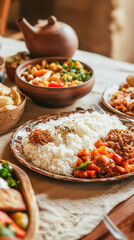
[1,37,134,240]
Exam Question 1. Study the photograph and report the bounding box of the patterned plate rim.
[102,84,134,119]
[10,110,134,183]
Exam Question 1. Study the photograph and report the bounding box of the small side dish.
[0,161,28,239]
[6,52,30,69]
[21,59,92,87]
[0,83,22,113]
[110,74,134,116]
[6,52,31,81]
[0,83,26,134]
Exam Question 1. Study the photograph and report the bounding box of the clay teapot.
[17,16,79,58]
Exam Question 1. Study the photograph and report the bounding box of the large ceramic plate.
[102,84,134,119]
[10,110,134,183]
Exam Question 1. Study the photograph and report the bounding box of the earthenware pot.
[16,15,79,58]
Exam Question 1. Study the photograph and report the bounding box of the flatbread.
[0,83,11,96]
[0,188,26,211]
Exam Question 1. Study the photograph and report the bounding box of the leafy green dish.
[0,162,20,189]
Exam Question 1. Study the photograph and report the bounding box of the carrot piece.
[81,156,88,162]
[76,158,83,166]
[65,61,70,66]
[106,153,114,159]
[79,170,88,178]
[91,149,100,160]
[115,165,126,173]
[0,211,26,238]
[77,148,91,157]
[94,139,104,148]
[87,164,101,172]
[101,155,110,164]
[35,64,41,70]
[34,69,48,77]
[73,169,81,177]
[112,153,123,164]
[121,161,131,173]
[98,146,107,155]
[87,170,96,178]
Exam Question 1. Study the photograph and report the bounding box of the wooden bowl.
[0,92,26,134]
[0,159,39,240]
[15,57,95,108]
[6,63,16,81]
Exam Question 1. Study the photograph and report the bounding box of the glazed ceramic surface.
[102,84,134,119]
[17,15,79,58]
[10,110,134,183]
[15,57,95,108]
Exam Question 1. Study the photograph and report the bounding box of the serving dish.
[10,110,134,183]
[0,159,39,239]
[6,52,31,81]
[102,84,134,119]
[0,85,26,134]
[15,57,95,107]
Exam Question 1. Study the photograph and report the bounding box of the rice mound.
[22,112,126,176]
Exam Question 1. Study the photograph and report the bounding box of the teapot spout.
[16,17,35,40]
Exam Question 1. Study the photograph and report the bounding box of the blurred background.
[1,0,134,63]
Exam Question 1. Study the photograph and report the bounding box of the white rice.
[22,112,126,176]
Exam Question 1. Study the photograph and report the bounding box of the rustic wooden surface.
[81,195,134,240]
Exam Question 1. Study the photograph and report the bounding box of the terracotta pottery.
[15,57,95,108]
[0,92,26,134]
[0,159,39,240]
[5,63,16,81]
[16,15,79,58]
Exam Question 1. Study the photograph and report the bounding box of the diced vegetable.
[10,212,29,230]
[0,162,20,189]
[21,59,92,88]
[34,69,48,77]
[73,133,134,179]
[0,211,26,238]
[48,80,64,88]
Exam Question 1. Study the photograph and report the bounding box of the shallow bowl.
[0,92,26,134]
[15,57,95,108]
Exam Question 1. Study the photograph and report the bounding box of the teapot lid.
[48,16,57,25]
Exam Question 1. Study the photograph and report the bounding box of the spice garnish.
[55,125,75,135]
[28,129,53,145]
